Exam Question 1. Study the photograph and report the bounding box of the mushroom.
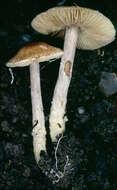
[31,6,116,142]
[6,42,63,162]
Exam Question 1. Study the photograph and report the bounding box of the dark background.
[0,0,117,190]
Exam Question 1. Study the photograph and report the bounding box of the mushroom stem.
[30,63,46,163]
[49,26,78,142]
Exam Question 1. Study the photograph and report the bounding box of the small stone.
[99,72,117,97]
[20,34,31,42]
[77,106,85,114]
[57,0,66,5]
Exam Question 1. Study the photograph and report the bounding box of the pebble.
[19,34,31,42]
[76,106,90,124]
[99,72,117,97]
[77,106,85,114]
[57,0,66,5]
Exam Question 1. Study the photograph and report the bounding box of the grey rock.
[99,72,117,97]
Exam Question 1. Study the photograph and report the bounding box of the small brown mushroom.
[31,6,116,142]
[6,42,63,162]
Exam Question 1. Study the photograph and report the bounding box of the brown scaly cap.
[6,42,63,67]
[31,6,116,50]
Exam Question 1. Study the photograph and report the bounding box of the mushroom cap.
[31,6,116,50]
[6,42,63,67]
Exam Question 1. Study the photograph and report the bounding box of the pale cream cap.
[31,6,116,50]
[6,42,63,67]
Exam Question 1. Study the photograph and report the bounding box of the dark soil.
[0,0,117,190]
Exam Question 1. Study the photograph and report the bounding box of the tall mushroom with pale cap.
[31,6,116,142]
[6,42,63,162]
